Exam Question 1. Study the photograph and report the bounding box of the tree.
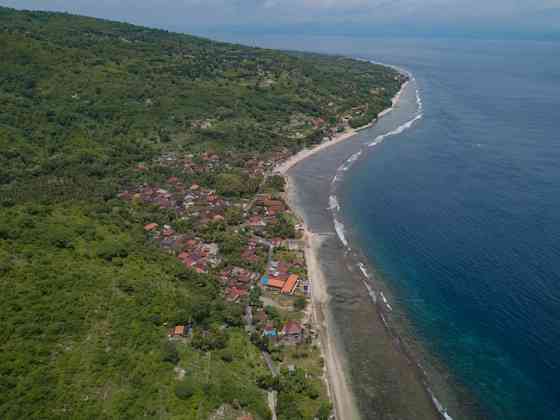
[161,341,180,365]
[293,296,307,311]
[174,381,195,400]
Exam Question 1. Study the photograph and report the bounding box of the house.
[281,320,304,345]
[282,239,303,251]
[254,310,268,325]
[281,274,299,295]
[144,223,159,232]
[162,225,175,237]
[170,325,186,337]
[263,322,277,338]
[226,287,248,302]
[248,216,266,227]
[261,275,287,291]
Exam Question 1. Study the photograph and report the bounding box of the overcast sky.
[2,0,560,38]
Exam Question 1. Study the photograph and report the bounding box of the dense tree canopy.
[0,6,401,419]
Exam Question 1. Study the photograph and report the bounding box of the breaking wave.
[328,195,340,212]
[325,73,454,419]
[337,150,362,172]
[368,113,423,148]
[333,218,349,248]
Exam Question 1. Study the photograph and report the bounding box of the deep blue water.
[212,34,560,418]
[335,39,560,419]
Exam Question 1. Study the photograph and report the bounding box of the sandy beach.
[275,129,362,176]
[275,80,409,177]
[303,228,362,419]
[278,74,463,420]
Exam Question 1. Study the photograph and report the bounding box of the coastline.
[275,80,410,177]
[276,78,411,420]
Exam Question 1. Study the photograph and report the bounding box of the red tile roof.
[282,320,303,336]
[144,223,159,231]
[267,276,286,289]
[173,325,185,336]
[281,274,299,295]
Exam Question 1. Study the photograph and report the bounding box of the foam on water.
[333,218,349,248]
[327,76,456,419]
[368,113,423,148]
[328,195,340,212]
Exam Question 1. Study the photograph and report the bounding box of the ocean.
[339,38,560,419]
[209,33,560,419]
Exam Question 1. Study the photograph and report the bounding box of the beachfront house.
[281,320,304,345]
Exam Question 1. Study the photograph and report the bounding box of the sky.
[2,0,560,39]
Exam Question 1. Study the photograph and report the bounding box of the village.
[118,149,328,420]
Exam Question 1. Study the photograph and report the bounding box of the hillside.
[0,6,402,420]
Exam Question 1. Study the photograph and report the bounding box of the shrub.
[293,296,307,311]
[174,382,195,400]
[96,239,129,261]
[161,341,180,365]
[220,350,234,363]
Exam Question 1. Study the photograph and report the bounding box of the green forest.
[0,6,402,419]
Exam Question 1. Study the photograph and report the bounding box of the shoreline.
[276,79,410,420]
[274,80,409,177]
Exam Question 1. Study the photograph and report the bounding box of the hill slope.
[0,7,401,419]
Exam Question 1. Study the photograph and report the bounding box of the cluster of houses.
[177,239,220,273]
[143,222,220,273]
[119,184,181,211]
[219,266,260,302]
[245,194,298,236]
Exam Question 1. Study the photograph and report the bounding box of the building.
[169,325,186,337]
[281,274,299,295]
[261,274,288,291]
[263,322,277,338]
[144,222,159,232]
[281,320,303,345]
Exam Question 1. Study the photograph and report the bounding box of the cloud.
[1,0,559,36]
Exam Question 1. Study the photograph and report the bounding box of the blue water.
[212,33,560,418]
[335,38,560,419]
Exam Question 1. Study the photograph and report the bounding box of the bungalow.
[263,322,277,338]
[162,225,175,237]
[254,310,268,325]
[281,320,304,345]
[144,223,159,232]
[169,325,186,337]
[263,199,285,212]
[226,286,248,303]
[255,194,271,206]
[248,216,266,228]
[213,214,225,222]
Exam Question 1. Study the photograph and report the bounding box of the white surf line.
[328,195,340,212]
[368,113,423,148]
[333,218,349,249]
[326,68,454,419]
